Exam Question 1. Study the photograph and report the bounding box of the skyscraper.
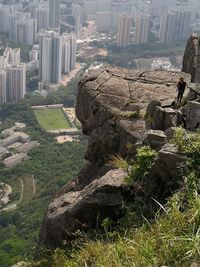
[134,15,150,44]
[49,0,60,29]
[4,48,21,65]
[176,10,192,41]
[159,11,177,43]
[0,70,7,104]
[159,10,192,44]
[62,34,71,74]
[39,30,62,84]
[117,14,131,48]
[69,34,77,70]
[6,64,26,102]
[0,48,26,103]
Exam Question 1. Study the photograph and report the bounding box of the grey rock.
[163,108,183,130]
[76,67,189,165]
[182,101,200,131]
[151,143,186,183]
[143,129,167,149]
[164,127,181,140]
[149,106,183,131]
[191,263,200,267]
[39,169,127,249]
[182,34,200,83]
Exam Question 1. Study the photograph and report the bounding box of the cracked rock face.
[182,34,200,83]
[76,67,190,165]
[38,66,192,250]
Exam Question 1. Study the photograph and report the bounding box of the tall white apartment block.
[69,34,77,70]
[117,14,131,48]
[62,35,71,74]
[49,0,60,29]
[3,48,21,65]
[96,12,113,32]
[39,30,62,84]
[176,10,192,41]
[9,12,37,45]
[0,70,7,104]
[159,10,191,43]
[0,5,13,32]
[0,48,26,103]
[134,15,150,44]
[6,64,26,102]
[159,11,177,44]
[36,4,49,31]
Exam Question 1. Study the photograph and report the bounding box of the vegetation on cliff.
[30,129,200,267]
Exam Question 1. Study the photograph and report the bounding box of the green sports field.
[34,109,71,131]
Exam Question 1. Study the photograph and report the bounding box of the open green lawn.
[34,108,71,131]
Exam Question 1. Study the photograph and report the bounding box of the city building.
[4,48,21,65]
[69,34,77,70]
[96,12,113,32]
[0,5,13,33]
[159,9,192,43]
[62,35,71,74]
[6,63,26,102]
[49,0,60,29]
[39,30,62,84]
[134,14,150,44]
[36,4,49,31]
[117,14,131,47]
[0,70,6,104]
[0,48,26,103]
[159,11,178,43]
[9,12,37,45]
[176,10,192,41]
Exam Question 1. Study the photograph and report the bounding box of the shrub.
[126,146,158,183]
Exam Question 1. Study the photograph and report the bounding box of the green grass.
[34,109,71,131]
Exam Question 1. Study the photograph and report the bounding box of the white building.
[49,0,60,29]
[6,63,26,102]
[117,14,131,48]
[3,48,21,65]
[39,30,62,84]
[69,34,77,70]
[134,14,150,44]
[0,70,7,104]
[62,35,71,74]
[96,12,113,32]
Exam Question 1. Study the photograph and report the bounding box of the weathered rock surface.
[39,169,127,249]
[182,101,200,131]
[182,34,200,83]
[39,67,194,249]
[76,67,190,165]
[142,129,167,149]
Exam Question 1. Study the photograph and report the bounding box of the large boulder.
[182,101,200,131]
[39,169,127,249]
[144,143,186,200]
[146,105,183,131]
[76,67,190,165]
[142,129,167,149]
[182,34,200,83]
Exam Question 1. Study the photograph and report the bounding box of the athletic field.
[34,109,70,131]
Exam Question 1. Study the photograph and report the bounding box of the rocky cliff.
[37,64,200,249]
[182,34,200,83]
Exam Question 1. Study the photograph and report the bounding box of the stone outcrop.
[39,169,127,248]
[76,67,190,165]
[182,34,200,83]
[39,66,198,249]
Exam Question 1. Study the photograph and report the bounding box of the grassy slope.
[34,109,70,131]
[33,130,200,267]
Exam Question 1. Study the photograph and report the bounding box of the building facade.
[117,14,131,47]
